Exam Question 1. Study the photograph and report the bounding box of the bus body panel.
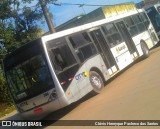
[132,31,153,49]
[116,51,134,70]
[135,44,143,56]
[58,54,111,103]
[110,42,134,70]
[16,89,55,112]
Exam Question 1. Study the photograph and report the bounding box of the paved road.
[1,46,160,129]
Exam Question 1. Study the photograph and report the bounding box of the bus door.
[116,21,138,59]
[89,29,118,75]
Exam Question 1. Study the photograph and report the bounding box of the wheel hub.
[91,76,101,89]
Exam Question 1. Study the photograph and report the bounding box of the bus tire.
[141,42,149,58]
[89,71,104,94]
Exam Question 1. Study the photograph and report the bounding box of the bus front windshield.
[4,41,53,103]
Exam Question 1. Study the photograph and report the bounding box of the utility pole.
[39,0,56,33]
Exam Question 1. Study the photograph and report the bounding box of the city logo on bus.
[75,71,88,80]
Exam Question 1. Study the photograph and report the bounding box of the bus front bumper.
[18,95,69,120]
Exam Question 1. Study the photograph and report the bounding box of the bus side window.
[140,13,150,28]
[102,23,123,47]
[155,14,160,27]
[69,32,97,63]
[51,48,67,70]
[47,38,77,72]
[132,14,146,33]
[124,17,139,36]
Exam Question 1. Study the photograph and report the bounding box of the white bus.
[3,8,159,120]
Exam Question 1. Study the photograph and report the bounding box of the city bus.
[145,3,160,38]
[3,8,159,120]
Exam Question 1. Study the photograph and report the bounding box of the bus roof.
[41,9,143,43]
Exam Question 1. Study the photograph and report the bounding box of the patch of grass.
[0,103,15,118]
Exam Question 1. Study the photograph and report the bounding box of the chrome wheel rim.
[91,76,102,89]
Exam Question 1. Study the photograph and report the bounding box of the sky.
[43,0,142,31]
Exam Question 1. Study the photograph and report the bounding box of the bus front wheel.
[89,71,104,94]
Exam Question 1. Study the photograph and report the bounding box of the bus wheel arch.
[89,67,105,94]
[140,40,150,58]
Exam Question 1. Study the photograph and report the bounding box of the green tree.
[0,0,46,52]
[12,0,45,46]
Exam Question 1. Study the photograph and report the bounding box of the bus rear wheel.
[141,42,149,58]
[89,71,104,94]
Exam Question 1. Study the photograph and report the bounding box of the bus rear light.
[34,108,43,113]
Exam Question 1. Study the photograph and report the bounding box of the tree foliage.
[0,72,12,104]
[0,0,46,52]
[0,0,47,104]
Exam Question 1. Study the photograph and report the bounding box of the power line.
[52,1,134,7]
[53,2,110,7]
[53,2,107,7]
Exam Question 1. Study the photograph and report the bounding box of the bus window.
[140,13,150,28]
[132,14,142,23]
[51,48,67,70]
[49,42,77,72]
[69,32,97,63]
[69,32,91,48]
[124,17,139,36]
[132,14,145,33]
[102,23,123,47]
[155,14,160,28]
